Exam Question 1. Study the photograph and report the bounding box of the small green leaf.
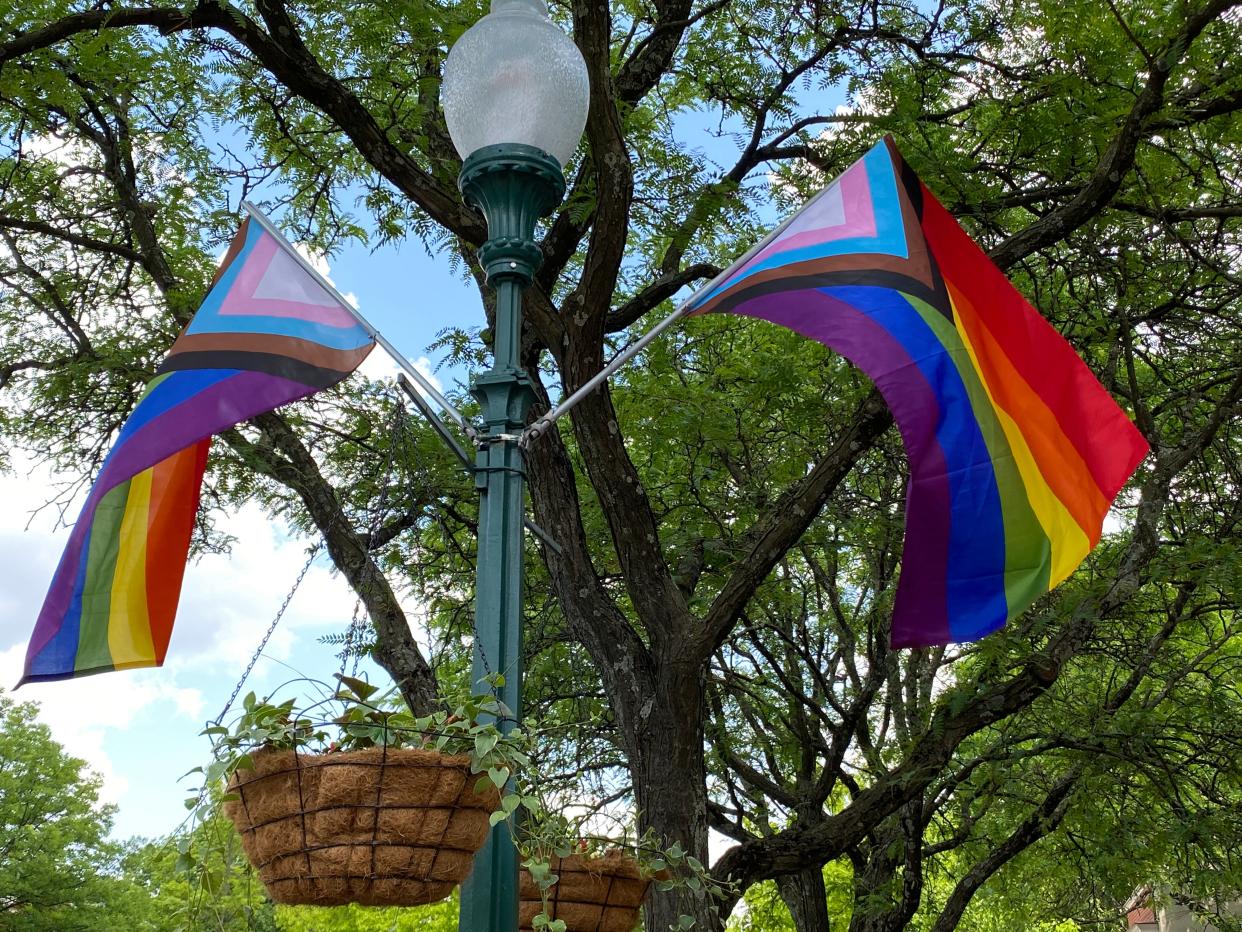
[335,674,379,700]
[201,870,223,895]
[474,732,499,757]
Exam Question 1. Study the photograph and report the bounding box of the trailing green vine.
[183,674,730,929]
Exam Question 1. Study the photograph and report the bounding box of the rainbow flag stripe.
[21,217,374,683]
[688,138,1148,647]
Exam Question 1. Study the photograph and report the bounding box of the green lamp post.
[441,2,589,928]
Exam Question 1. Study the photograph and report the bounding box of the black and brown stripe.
[157,332,372,389]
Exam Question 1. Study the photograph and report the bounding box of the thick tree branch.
[1150,84,1242,129]
[0,1,483,242]
[606,262,720,333]
[698,392,892,659]
[614,0,696,107]
[522,369,663,735]
[565,0,633,337]
[709,369,1239,897]
[0,216,145,265]
[928,769,1079,932]
[988,0,1240,270]
[223,415,439,715]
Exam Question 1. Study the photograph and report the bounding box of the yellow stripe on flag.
[107,466,157,666]
[954,306,1090,586]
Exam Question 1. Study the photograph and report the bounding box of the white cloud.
[357,349,444,399]
[168,507,355,671]
[289,241,359,307]
[292,241,333,280]
[0,641,203,807]
[0,459,356,811]
[21,131,96,170]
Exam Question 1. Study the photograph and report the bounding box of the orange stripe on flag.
[949,281,1111,544]
[145,438,210,664]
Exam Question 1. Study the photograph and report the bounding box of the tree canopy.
[1,0,1240,928]
[0,692,151,929]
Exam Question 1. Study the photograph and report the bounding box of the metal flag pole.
[240,201,480,444]
[396,374,474,469]
[521,301,692,445]
[520,173,843,445]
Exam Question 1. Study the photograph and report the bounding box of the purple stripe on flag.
[728,287,953,646]
[95,370,314,501]
[24,370,315,664]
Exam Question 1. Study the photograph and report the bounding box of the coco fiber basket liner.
[224,745,499,907]
[519,853,651,932]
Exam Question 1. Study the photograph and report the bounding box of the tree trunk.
[777,866,831,932]
[228,413,440,715]
[629,666,718,931]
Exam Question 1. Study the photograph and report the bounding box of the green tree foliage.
[117,807,458,930]
[121,811,277,932]
[0,692,148,930]
[275,898,459,932]
[1,0,1240,929]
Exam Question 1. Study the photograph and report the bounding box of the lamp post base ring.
[459,144,566,286]
[479,238,544,284]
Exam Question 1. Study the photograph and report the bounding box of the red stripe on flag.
[144,438,210,665]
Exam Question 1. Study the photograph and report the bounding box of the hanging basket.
[519,853,652,932]
[224,745,499,907]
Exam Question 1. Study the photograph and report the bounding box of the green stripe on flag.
[74,479,132,672]
[901,292,1052,614]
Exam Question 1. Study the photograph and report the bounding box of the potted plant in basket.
[501,784,728,931]
[188,674,529,908]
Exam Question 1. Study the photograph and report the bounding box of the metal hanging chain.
[336,389,410,679]
[338,597,365,679]
[216,390,422,724]
[213,540,324,726]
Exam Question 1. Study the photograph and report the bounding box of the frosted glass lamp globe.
[440,0,589,166]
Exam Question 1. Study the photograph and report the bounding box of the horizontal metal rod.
[521,173,845,445]
[521,302,692,445]
[521,514,563,556]
[240,201,479,444]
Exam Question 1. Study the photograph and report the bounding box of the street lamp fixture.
[441,3,588,930]
[443,0,589,283]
